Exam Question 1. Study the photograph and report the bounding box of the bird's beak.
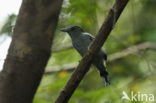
[61,27,70,32]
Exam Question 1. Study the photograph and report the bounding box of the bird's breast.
[72,39,89,56]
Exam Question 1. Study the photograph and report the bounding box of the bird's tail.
[100,70,110,86]
[101,61,110,86]
[101,73,110,86]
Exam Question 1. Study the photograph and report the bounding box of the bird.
[61,26,110,86]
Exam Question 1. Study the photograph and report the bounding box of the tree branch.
[45,42,156,74]
[45,65,75,75]
[55,0,129,103]
[108,42,156,61]
[52,45,73,53]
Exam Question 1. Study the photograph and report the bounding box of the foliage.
[34,0,156,103]
[0,14,16,36]
[0,0,156,103]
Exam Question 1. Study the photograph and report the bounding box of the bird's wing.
[101,48,107,60]
[83,32,107,60]
[83,32,94,41]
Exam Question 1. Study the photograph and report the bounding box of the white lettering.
[122,91,155,102]
[141,94,148,101]
[131,91,137,101]
[149,94,154,101]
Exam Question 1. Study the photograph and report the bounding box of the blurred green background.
[0,0,156,103]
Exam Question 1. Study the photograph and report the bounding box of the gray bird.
[61,26,110,86]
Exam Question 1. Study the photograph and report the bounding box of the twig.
[108,42,156,61]
[45,42,156,74]
[55,0,129,103]
[52,45,73,53]
[45,65,75,75]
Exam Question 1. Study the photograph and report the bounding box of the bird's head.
[61,26,84,35]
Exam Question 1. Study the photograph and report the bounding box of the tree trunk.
[0,0,63,103]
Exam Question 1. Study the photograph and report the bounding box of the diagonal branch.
[55,0,129,103]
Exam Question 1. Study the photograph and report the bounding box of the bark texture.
[55,0,129,103]
[0,0,63,103]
